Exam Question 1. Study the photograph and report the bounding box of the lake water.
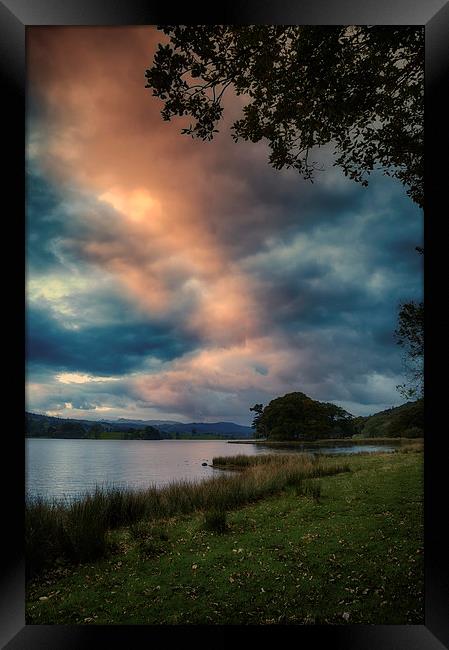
[26,438,395,502]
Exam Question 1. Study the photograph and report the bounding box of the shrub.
[204,508,228,534]
[25,498,65,580]
[303,481,322,502]
[62,497,108,563]
[401,426,423,439]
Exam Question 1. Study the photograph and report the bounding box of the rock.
[201,462,208,466]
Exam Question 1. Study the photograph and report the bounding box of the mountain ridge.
[25,411,253,437]
[25,397,423,440]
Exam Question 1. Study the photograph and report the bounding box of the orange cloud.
[27,26,273,380]
[29,29,255,329]
[129,336,305,418]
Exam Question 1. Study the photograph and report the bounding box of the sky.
[25,26,423,425]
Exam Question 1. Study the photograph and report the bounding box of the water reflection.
[26,439,264,502]
[26,439,395,502]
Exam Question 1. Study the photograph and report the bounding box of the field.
[26,450,423,625]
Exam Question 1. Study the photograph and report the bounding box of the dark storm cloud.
[25,27,423,421]
[26,306,200,376]
[26,168,67,273]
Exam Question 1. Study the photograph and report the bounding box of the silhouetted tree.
[146,26,423,207]
[395,247,424,399]
[256,392,355,440]
[387,398,423,437]
[89,423,103,439]
[142,425,162,440]
[56,421,86,438]
[395,302,424,399]
[249,403,265,438]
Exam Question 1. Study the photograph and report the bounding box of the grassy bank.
[26,453,349,579]
[26,450,423,625]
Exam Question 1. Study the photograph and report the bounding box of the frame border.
[2,1,448,648]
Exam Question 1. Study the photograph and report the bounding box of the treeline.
[25,414,165,440]
[250,392,423,441]
[353,399,423,439]
[25,413,247,440]
[250,392,356,440]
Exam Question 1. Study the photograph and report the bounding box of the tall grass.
[212,452,320,468]
[26,454,350,579]
[395,440,424,453]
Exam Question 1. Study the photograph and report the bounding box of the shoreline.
[228,437,423,446]
[26,450,424,625]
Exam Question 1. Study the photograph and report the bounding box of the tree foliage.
[89,423,104,439]
[395,299,424,399]
[252,391,355,440]
[146,25,424,207]
[387,399,423,437]
[124,425,162,440]
[249,403,265,438]
[394,246,423,400]
[355,399,423,438]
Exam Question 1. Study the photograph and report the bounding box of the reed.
[26,453,350,578]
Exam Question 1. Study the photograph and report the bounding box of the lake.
[26,438,395,502]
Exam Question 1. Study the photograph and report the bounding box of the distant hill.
[113,417,251,434]
[353,399,423,438]
[25,400,423,441]
[158,421,253,435]
[25,412,253,439]
[116,418,180,426]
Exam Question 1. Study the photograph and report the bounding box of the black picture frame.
[2,1,448,648]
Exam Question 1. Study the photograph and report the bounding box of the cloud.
[25,27,423,423]
[26,305,200,376]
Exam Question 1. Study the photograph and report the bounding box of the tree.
[249,403,265,438]
[255,391,355,440]
[146,26,423,207]
[56,421,86,438]
[395,247,424,400]
[395,300,424,399]
[387,398,423,437]
[88,423,104,439]
[142,425,162,440]
[320,402,358,437]
[46,425,57,439]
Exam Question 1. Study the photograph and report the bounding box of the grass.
[392,440,424,453]
[26,450,423,625]
[129,522,170,558]
[203,509,228,534]
[212,452,354,474]
[25,453,349,579]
